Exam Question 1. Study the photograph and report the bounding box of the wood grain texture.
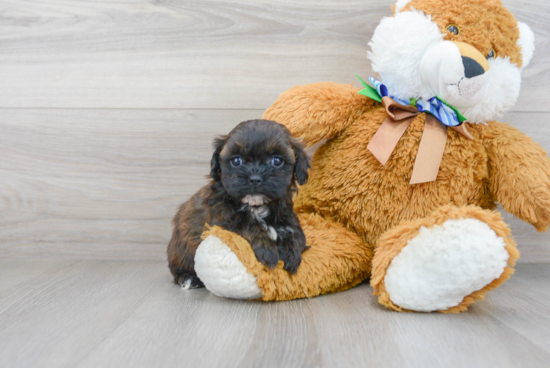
[0,259,549,368]
[0,259,167,368]
[0,0,547,110]
[1,109,550,261]
[0,108,263,259]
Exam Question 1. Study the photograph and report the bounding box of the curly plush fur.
[193,0,546,313]
[259,82,548,312]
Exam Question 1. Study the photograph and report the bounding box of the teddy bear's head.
[368,0,535,123]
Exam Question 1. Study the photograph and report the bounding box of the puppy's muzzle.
[249,174,263,186]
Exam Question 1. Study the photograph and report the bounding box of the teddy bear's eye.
[446,24,460,35]
[486,49,495,60]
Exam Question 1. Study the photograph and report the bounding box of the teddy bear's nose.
[462,56,485,78]
[452,41,490,79]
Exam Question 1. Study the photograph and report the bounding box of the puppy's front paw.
[281,252,302,274]
[278,229,308,274]
[177,274,205,289]
[253,245,279,270]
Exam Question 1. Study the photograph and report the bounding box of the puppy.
[167,119,311,289]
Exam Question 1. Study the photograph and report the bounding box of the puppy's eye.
[271,156,283,167]
[446,24,460,36]
[231,156,242,167]
[486,49,495,60]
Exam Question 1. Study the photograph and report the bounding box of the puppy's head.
[210,119,310,205]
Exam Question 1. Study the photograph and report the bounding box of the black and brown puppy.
[167,119,310,288]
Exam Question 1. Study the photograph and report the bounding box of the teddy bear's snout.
[420,40,491,105]
[454,41,490,79]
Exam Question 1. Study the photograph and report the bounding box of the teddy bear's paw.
[194,235,263,300]
[383,218,510,312]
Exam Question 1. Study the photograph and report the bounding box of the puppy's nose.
[249,175,263,186]
[462,56,485,78]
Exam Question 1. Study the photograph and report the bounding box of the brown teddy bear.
[192,0,547,313]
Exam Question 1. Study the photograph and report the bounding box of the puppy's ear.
[210,135,227,182]
[290,137,310,185]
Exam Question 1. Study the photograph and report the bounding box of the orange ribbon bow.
[367,96,474,185]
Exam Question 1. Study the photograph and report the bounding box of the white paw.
[180,278,192,290]
[384,218,509,312]
[194,235,263,300]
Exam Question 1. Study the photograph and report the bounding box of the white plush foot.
[384,218,509,312]
[194,235,263,300]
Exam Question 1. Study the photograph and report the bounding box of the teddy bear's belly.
[294,114,495,246]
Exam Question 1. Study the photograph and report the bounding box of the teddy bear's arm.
[483,122,550,232]
[263,82,374,146]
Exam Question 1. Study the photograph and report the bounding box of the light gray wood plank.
[0,260,549,368]
[503,0,550,112]
[0,0,547,110]
[477,264,550,352]
[1,109,550,261]
[78,286,324,368]
[0,259,86,316]
[0,258,72,291]
[0,108,263,259]
[0,259,166,368]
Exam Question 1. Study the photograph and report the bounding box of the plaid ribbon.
[358,76,467,127]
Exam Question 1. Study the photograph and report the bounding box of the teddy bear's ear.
[394,0,412,13]
[517,21,535,69]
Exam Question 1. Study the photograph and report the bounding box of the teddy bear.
[191,0,546,313]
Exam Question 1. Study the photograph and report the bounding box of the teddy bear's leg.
[194,213,373,301]
[371,205,519,313]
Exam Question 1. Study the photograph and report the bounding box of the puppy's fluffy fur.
[167,119,311,288]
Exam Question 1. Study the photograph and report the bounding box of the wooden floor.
[0,259,549,368]
[1,1,550,367]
